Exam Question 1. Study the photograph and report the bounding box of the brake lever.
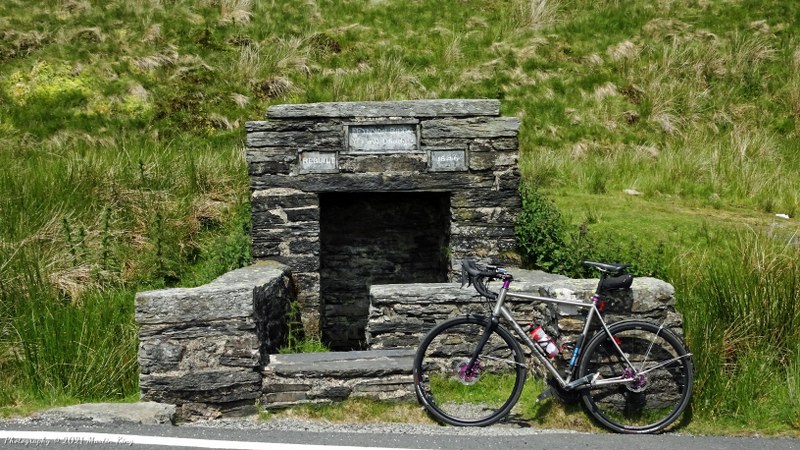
[460,268,473,289]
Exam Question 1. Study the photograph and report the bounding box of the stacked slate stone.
[367,268,683,373]
[261,350,416,409]
[135,262,295,420]
[245,99,522,349]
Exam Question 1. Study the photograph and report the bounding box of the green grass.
[1,0,800,435]
[263,397,431,425]
[673,230,800,431]
[530,189,800,433]
[429,373,520,406]
[0,288,138,410]
[279,336,330,354]
[0,136,251,411]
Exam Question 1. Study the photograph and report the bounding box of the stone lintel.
[267,99,500,119]
[250,172,497,193]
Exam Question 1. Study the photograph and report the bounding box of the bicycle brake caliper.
[456,359,481,385]
[622,367,647,392]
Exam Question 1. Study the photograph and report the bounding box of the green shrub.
[515,186,571,274]
[515,186,667,279]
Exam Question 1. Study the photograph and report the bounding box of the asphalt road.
[1,417,798,450]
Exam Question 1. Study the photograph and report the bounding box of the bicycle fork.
[463,316,502,378]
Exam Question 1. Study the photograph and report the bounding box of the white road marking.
[0,430,414,449]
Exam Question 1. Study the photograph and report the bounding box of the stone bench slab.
[265,349,415,378]
[261,350,416,408]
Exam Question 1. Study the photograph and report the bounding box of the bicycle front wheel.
[413,315,527,426]
[578,320,693,433]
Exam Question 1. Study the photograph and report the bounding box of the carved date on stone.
[430,149,467,172]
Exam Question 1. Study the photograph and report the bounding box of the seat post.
[594,270,608,295]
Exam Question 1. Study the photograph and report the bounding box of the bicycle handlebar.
[461,259,633,299]
[460,259,508,299]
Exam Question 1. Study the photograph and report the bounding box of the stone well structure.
[135,99,685,416]
[246,99,521,350]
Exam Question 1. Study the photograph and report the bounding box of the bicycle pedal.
[536,387,554,402]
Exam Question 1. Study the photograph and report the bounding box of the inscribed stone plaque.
[430,149,467,172]
[300,151,338,173]
[347,124,418,153]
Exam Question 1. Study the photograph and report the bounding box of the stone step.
[265,349,415,377]
[261,349,416,408]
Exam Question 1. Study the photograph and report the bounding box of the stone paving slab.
[30,402,176,425]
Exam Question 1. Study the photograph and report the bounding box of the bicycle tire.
[413,315,527,426]
[578,320,693,433]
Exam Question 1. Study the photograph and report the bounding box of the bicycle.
[412,259,693,434]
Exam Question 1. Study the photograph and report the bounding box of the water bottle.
[530,325,559,358]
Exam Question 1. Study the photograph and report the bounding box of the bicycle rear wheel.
[413,315,527,426]
[578,320,693,433]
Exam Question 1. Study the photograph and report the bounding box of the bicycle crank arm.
[562,372,599,391]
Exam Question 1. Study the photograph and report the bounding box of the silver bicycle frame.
[490,286,641,390]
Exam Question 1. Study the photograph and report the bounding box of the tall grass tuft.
[674,229,800,427]
[0,274,137,404]
[518,0,561,29]
[219,0,253,26]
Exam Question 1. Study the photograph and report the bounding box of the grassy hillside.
[1,0,798,433]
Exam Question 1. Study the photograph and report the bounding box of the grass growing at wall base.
[0,288,138,410]
[265,366,799,436]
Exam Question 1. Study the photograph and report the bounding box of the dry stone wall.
[255,270,684,410]
[135,262,295,420]
[367,268,682,373]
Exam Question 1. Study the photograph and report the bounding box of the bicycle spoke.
[579,321,693,433]
[639,354,693,376]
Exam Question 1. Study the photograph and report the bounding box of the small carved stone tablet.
[347,124,418,153]
[430,149,467,172]
[299,151,338,173]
